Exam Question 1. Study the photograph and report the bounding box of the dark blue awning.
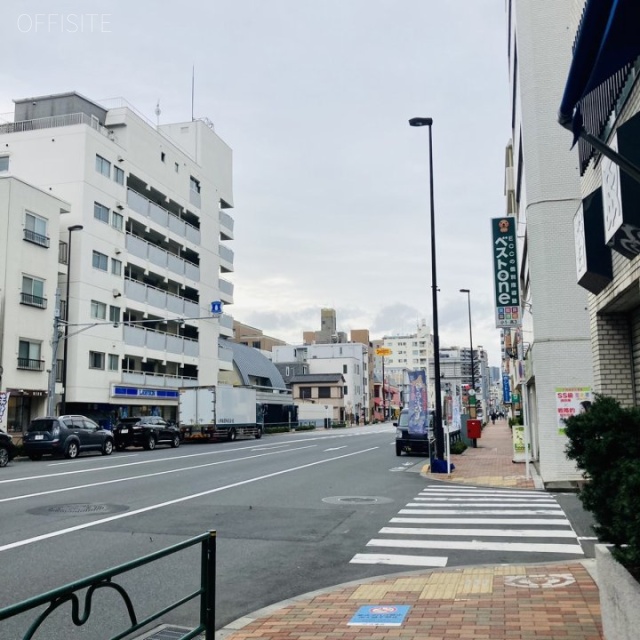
[558,0,640,130]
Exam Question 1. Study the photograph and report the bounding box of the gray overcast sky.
[1,1,511,366]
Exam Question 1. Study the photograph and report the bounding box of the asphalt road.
[0,424,595,639]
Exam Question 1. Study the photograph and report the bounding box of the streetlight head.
[69,225,83,231]
[460,288,470,293]
[409,117,433,127]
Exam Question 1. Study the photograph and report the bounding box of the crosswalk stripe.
[390,517,571,525]
[419,489,546,497]
[399,508,564,515]
[413,497,556,502]
[379,526,577,538]
[406,502,562,509]
[350,553,448,567]
[367,538,584,555]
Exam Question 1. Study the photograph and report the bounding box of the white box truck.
[178,385,262,441]
[179,384,297,442]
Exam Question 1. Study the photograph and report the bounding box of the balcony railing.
[127,189,201,245]
[0,112,109,136]
[17,358,44,371]
[124,325,199,357]
[23,229,50,248]
[124,278,199,317]
[126,234,200,282]
[122,370,199,388]
[20,293,47,309]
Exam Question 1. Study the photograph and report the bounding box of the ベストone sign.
[491,217,521,328]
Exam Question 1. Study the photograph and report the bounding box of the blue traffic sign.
[210,300,223,315]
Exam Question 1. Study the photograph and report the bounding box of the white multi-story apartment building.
[0,176,70,431]
[272,342,368,421]
[0,92,234,429]
[506,2,593,486]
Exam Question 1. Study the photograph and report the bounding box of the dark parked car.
[113,416,180,451]
[23,415,114,460]
[0,431,17,467]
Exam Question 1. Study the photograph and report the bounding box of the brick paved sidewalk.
[218,562,602,639]
[423,418,538,489]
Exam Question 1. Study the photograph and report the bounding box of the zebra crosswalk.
[350,484,584,568]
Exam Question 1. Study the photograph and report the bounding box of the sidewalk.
[215,419,603,639]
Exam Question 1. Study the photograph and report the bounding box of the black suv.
[113,416,180,451]
[0,431,17,467]
[23,416,114,460]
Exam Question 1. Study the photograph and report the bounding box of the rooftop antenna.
[191,65,195,121]
[154,100,161,127]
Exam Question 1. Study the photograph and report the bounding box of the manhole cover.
[28,503,129,516]
[322,496,393,505]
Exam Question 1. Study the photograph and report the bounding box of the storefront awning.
[559,0,640,133]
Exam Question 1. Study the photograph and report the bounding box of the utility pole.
[47,289,61,416]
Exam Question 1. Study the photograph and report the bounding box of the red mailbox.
[467,419,482,439]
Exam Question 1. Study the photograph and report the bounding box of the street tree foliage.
[564,395,640,579]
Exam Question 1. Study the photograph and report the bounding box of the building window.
[94,202,110,224]
[24,212,49,247]
[252,341,261,349]
[108,354,119,371]
[111,258,122,276]
[95,154,111,178]
[343,364,348,374]
[113,165,125,185]
[161,152,166,162]
[21,275,46,308]
[109,305,120,324]
[91,300,107,320]
[0,156,9,172]
[318,387,331,399]
[111,211,124,231]
[285,366,290,376]
[343,386,348,396]
[92,250,108,271]
[300,387,311,399]
[190,176,201,194]
[174,162,179,173]
[18,340,43,370]
[89,351,105,370]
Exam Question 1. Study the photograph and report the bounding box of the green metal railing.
[0,530,216,640]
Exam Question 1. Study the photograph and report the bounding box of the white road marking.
[0,444,318,485]
[49,454,140,466]
[379,527,577,538]
[367,538,584,555]
[0,445,319,504]
[419,489,545,497]
[391,517,570,526]
[413,497,556,503]
[399,509,563,516]
[325,446,347,451]
[350,553,448,567]
[0,447,379,553]
[406,502,562,509]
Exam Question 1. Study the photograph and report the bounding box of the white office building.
[506,2,593,485]
[272,342,368,421]
[0,92,234,429]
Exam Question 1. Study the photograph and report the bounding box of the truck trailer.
[178,384,296,441]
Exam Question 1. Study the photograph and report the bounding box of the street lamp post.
[60,224,83,415]
[460,288,477,447]
[409,117,444,460]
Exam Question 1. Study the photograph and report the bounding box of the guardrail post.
[203,530,216,640]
